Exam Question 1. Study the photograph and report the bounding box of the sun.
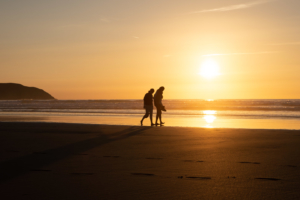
[200,58,220,79]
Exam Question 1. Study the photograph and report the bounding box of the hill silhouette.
[0,83,55,100]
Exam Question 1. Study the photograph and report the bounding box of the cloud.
[133,36,139,39]
[190,0,275,14]
[202,51,277,57]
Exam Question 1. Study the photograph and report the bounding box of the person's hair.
[159,86,165,91]
[149,88,155,93]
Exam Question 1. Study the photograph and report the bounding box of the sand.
[0,122,300,199]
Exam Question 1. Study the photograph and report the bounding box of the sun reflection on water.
[203,110,217,128]
[203,110,216,115]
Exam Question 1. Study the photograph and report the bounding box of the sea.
[1,99,300,130]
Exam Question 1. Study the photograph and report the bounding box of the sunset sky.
[1,0,300,99]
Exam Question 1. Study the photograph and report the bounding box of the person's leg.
[159,111,163,124]
[159,110,162,124]
[141,113,144,125]
[140,115,144,126]
[155,107,159,124]
[157,109,162,125]
[141,108,149,125]
[149,107,154,125]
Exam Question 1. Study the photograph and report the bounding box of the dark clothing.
[156,106,162,117]
[144,92,153,106]
[154,91,163,107]
[143,105,153,118]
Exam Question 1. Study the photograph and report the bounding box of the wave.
[1,99,300,111]
[2,108,300,119]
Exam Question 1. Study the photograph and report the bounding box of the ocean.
[1,99,300,129]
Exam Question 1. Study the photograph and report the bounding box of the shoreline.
[2,121,300,131]
[1,118,300,131]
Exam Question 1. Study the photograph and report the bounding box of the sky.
[1,0,300,99]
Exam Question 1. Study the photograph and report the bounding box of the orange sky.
[1,0,300,99]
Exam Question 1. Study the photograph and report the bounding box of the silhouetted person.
[141,88,155,126]
[154,86,165,125]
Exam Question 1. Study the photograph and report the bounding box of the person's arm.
[143,94,147,108]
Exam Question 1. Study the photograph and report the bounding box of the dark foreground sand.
[1,122,300,200]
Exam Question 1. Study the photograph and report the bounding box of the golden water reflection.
[203,110,217,128]
[2,111,300,129]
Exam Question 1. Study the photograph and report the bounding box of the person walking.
[154,86,165,125]
[140,88,155,126]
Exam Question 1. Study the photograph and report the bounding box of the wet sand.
[2,112,300,130]
[0,122,300,199]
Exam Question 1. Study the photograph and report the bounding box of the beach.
[1,122,300,199]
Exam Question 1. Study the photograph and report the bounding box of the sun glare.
[200,58,220,79]
[203,110,217,128]
[203,110,217,115]
[203,115,216,124]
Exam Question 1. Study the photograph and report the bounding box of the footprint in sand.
[239,162,260,164]
[131,173,155,176]
[103,156,120,158]
[146,157,163,160]
[186,176,211,180]
[227,176,236,179]
[255,178,281,181]
[287,165,297,168]
[183,160,204,163]
[71,173,94,175]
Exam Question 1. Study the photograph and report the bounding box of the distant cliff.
[0,83,55,100]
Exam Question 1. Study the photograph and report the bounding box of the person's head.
[159,86,165,92]
[149,88,155,94]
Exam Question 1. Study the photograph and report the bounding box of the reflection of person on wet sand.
[140,88,155,126]
[154,86,166,126]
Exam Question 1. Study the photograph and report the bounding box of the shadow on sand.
[0,122,152,183]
